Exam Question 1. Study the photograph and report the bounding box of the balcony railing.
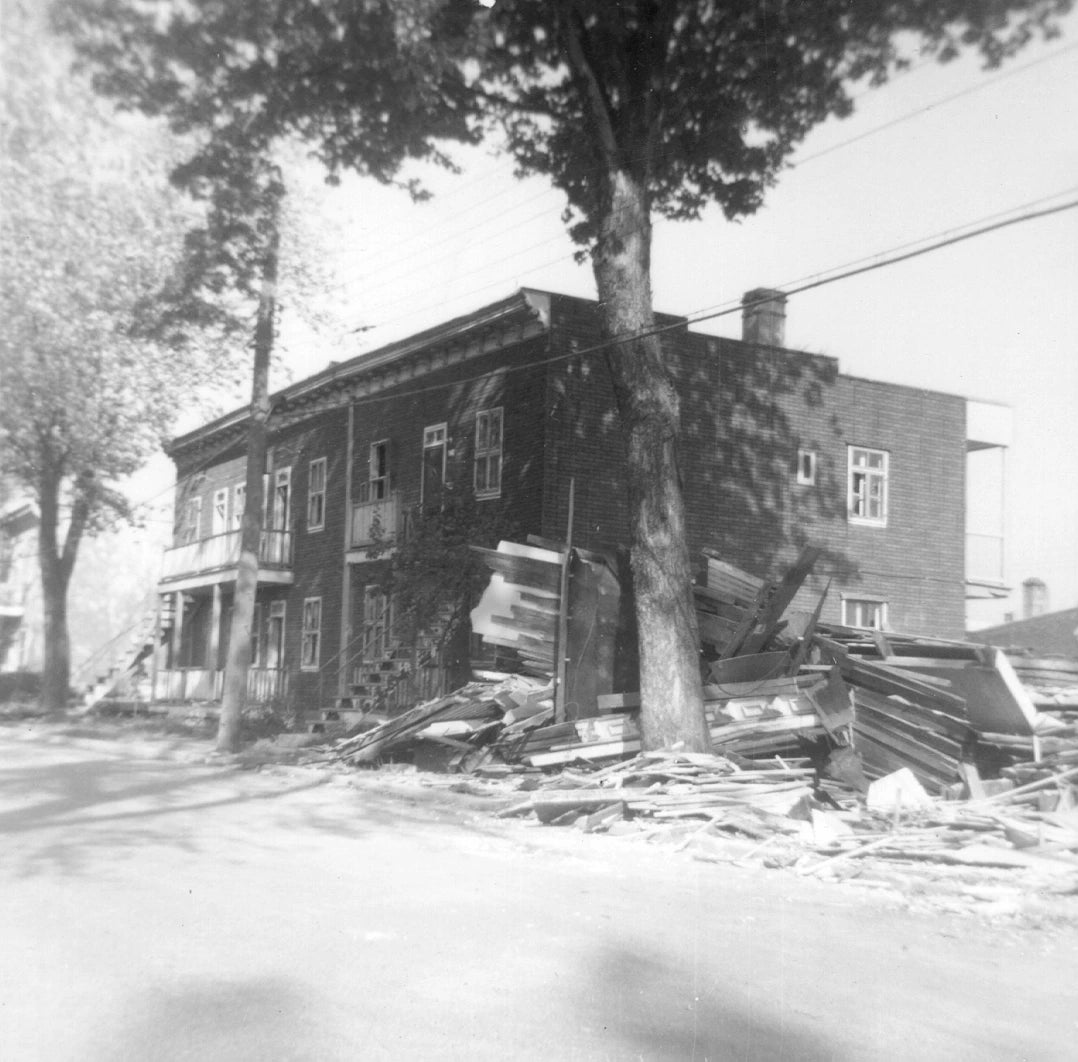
[966,531,1004,584]
[351,494,400,549]
[161,529,293,582]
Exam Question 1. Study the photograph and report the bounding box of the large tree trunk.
[591,169,710,753]
[216,233,278,753]
[36,465,88,712]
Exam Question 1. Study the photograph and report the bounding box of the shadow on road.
[0,740,513,878]
[580,942,852,1062]
[83,976,323,1061]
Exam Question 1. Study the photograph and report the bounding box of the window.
[307,458,327,531]
[474,408,503,498]
[250,603,262,667]
[0,532,13,583]
[271,467,292,531]
[301,597,322,669]
[181,497,201,544]
[796,448,817,486]
[212,488,229,535]
[232,484,246,530]
[421,423,447,505]
[848,446,889,526]
[359,441,390,503]
[266,601,286,669]
[842,598,888,630]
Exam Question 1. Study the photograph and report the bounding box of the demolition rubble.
[310,540,1078,894]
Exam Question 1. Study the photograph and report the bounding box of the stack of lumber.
[470,540,562,676]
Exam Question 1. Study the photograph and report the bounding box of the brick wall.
[542,293,967,638]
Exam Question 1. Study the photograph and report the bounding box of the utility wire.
[325,41,1078,329]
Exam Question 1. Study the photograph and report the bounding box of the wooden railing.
[351,494,400,548]
[161,529,293,581]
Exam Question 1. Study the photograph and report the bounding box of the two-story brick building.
[147,287,1009,717]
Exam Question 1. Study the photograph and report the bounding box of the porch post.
[209,582,222,680]
[171,590,185,699]
[149,594,162,705]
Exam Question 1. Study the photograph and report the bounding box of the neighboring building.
[974,607,1078,658]
[145,288,1009,717]
[0,480,40,673]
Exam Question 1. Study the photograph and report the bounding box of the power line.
[323,41,1078,331]
[340,189,1078,411]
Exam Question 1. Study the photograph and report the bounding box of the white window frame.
[848,446,889,527]
[271,467,292,531]
[232,484,246,531]
[421,423,447,505]
[358,440,390,503]
[474,407,504,499]
[796,448,817,486]
[266,600,286,670]
[301,596,322,670]
[212,488,229,536]
[250,602,263,668]
[181,497,202,544]
[841,597,888,631]
[307,457,327,532]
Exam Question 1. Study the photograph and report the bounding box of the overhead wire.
[323,40,1078,335]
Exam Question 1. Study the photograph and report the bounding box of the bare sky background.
[133,14,1077,631]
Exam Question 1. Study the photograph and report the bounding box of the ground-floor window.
[841,597,888,630]
[266,601,286,670]
[301,597,322,669]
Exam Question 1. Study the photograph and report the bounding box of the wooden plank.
[526,738,641,766]
[709,651,792,686]
[696,610,742,647]
[737,546,822,655]
[470,546,561,593]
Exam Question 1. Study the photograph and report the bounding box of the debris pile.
[307,539,1078,893]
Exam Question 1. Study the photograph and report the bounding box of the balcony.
[351,493,401,550]
[160,529,293,591]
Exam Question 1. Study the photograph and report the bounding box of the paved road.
[1,733,1076,1061]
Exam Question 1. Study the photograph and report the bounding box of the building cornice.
[167,289,551,459]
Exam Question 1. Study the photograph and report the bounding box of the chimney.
[741,288,787,347]
[1021,577,1048,620]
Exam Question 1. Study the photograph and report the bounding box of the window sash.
[307,458,327,530]
[842,598,888,630]
[182,498,202,544]
[232,484,246,530]
[474,408,503,498]
[848,447,888,525]
[796,449,816,486]
[301,597,322,669]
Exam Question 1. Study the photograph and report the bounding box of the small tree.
[59,0,477,748]
[0,6,213,710]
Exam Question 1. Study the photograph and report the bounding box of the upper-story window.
[181,497,201,544]
[270,467,291,531]
[422,424,447,505]
[474,408,503,499]
[232,484,246,530]
[796,448,817,486]
[848,446,888,527]
[212,488,228,536]
[307,458,326,531]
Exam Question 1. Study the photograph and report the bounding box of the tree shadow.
[578,941,854,1062]
[82,976,320,1062]
[0,745,514,878]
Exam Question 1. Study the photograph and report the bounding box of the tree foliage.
[476,1,1072,244]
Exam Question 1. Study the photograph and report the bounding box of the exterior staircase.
[75,593,173,710]
[305,604,456,735]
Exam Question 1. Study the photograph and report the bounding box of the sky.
[137,14,1078,633]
